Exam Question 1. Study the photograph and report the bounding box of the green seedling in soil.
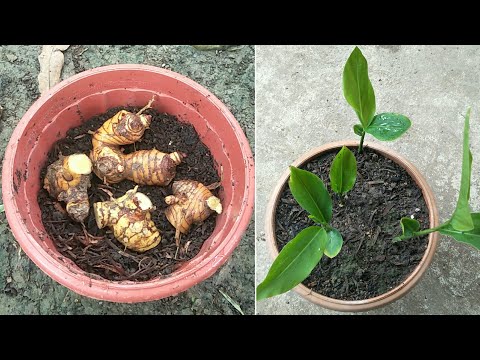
[343,47,411,153]
[330,146,357,195]
[395,108,480,250]
[257,158,356,300]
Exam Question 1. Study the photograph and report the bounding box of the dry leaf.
[192,45,244,51]
[37,45,70,95]
[218,289,244,315]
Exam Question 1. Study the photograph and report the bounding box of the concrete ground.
[0,45,254,314]
[256,45,480,315]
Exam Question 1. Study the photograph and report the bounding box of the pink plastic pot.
[2,64,254,303]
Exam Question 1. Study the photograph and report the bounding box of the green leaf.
[365,113,411,141]
[256,226,328,300]
[440,213,480,250]
[353,124,364,136]
[393,217,420,242]
[329,146,357,195]
[289,166,332,224]
[342,46,376,128]
[450,108,474,232]
[467,150,473,200]
[401,217,420,235]
[0,204,4,213]
[324,228,343,258]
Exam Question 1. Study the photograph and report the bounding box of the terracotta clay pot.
[264,140,438,312]
[2,64,254,303]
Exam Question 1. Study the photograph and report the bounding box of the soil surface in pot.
[38,106,220,282]
[275,147,429,301]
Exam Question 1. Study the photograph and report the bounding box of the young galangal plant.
[395,108,480,250]
[257,146,357,300]
[343,46,412,153]
[257,46,415,300]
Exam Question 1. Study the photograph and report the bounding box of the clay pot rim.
[2,64,255,302]
[264,140,439,312]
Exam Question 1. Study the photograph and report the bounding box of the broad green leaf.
[289,166,332,224]
[393,217,420,242]
[353,124,364,136]
[450,108,474,232]
[343,46,376,128]
[256,226,328,300]
[365,113,411,141]
[324,228,343,258]
[329,146,357,195]
[440,213,480,250]
[0,204,4,213]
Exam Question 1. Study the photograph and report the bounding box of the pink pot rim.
[2,64,255,302]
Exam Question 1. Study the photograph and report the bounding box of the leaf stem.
[409,220,450,239]
[358,132,366,153]
[412,221,450,237]
[395,220,451,242]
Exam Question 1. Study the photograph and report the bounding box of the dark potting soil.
[38,106,220,282]
[275,147,429,301]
